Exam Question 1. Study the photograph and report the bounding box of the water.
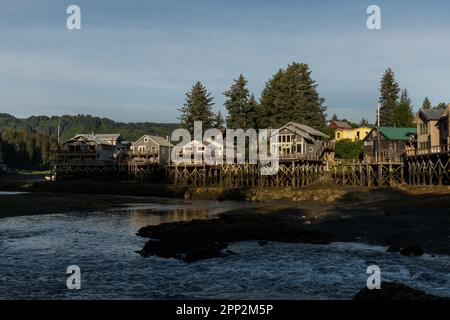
[0,191,30,195]
[0,198,449,300]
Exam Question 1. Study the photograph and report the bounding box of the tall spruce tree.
[258,69,285,128]
[378,68,400,127]
[178,81,214,134]
[391,88,415,127]
[259,63,326,130]
[245,94,259,129]
[213,110,225,130]
[422,97,432,110]
[223,74,251,129]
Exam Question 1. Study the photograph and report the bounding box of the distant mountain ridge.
[0,113,179,142]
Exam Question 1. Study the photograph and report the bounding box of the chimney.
[166,135,170,142]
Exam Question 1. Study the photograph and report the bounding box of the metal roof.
[379,127,417,141]
[331,120,352,129]
[419,108,445,121]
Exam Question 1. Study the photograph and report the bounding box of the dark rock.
[400,245,424,257]
[354,282,446,300]
[139,238,228,263]
[387,243,401,253]
[137,212,332,262]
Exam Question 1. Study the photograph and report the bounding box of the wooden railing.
[406,144,450,156]
[123,150,159,157]
[278,152,320,161]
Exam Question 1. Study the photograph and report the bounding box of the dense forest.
[0,113,178,170]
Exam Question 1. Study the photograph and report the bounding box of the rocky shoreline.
[137,212,332,262]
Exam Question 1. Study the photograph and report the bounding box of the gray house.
[129,135,174,165]
[270,122,329,160]
[59,133,119,163]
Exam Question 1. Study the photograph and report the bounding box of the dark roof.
[283,122,329,139]
[65,134,113,146]
[94,134,121,141]
[379,127,417,141]
[419,108,445,121]
[148,135,174,147]
[331,120,352,129]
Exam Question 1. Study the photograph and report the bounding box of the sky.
[0,0,449,124]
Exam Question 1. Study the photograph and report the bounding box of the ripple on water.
[0,205,449,299]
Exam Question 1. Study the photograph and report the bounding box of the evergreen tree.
[391,88,415,127]
[258,69,285,128]
[422,97,432,110]
[378,68,400,126]
[178,81,214,134]
[223,74,250,129]
[245,94,259,129]
[259,62,326,130]
[435,102,447,110]
[213,110,225,130]
[359,118,371,127]
[331,114,339,121]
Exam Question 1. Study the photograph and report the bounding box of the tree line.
[0,128,59,170]
[378,68,448,128]
[0,113,179,170]
[178,62,328,134]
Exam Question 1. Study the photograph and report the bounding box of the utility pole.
[57,119,61,145]
[376,103,381,162]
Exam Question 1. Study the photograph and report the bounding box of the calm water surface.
[0,198,449,299]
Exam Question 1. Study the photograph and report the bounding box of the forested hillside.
[0,113,178,142]
[0,113,178,170]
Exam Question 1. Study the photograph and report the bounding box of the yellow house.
[335,126,371,142]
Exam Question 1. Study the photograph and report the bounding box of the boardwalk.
[167,161,327,188]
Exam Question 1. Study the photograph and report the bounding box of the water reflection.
[125,208,216,228]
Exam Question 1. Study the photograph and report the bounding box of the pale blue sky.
[0,0,449,123]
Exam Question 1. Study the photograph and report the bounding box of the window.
[297,143,303,154]
[337,132,341,139]
[144,138,149,143]
[151,146,156,152]
[309,146,313,153]
[287,135,291,143]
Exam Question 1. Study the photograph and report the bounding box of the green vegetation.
[178,81,215,134]
[435,102,448,110]
[335,139,364,160]
[0,113,178,143]
[224,74,258,129]
[259,62,327,130]
[422,97,432,110]
[391,89,415,128]
[0,113,178,169]
[378,68,400,126]
[378,69,414,128]
[0,128,58,170]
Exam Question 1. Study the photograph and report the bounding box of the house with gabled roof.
[129,135,173,165]
[363,127,417,162]
[414,106,450,153]
[60,133,119,163]
[270,122,330,160]
[329,120,352,130]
